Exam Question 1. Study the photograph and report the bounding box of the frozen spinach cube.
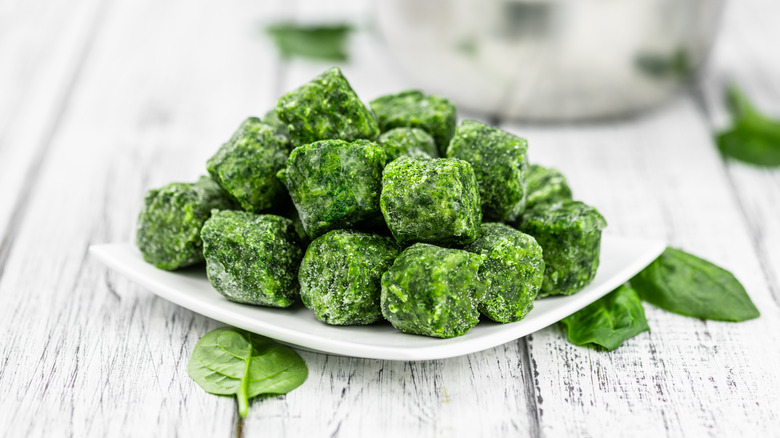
[377,127,439,162]
[136,176,233,270]
[525,164,573,209]
[518,201,607,296]
[299,230,400,325]
[381,243,486,338]
[463,223,544,323]
[206,117,291,213]
[276,67,379,146]
[261,108,289,137]
[201,210,303,308]
[380,157,481,246]
[447,120,529,222]
[276,200,311,247]
[278,139,386,239]
[370,90,457,156]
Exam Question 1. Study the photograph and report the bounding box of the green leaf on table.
[630,247,760,322]
[560,285,649,351]
[266,23,353,62]
[716,83,780,167]
[187,326,308,418]
[635,48,690,79]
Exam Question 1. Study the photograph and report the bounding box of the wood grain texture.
[244,343,538,438]
[0,0,287,435]
[697,0,780,305]
[0,0,107,262]
[502,97,780,437]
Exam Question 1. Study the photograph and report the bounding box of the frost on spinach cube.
[463,223,544,323]
[206,117,291,213]
[201,210,303,307]
[525,164,573,210]
[370,90,457,156]
[446,120,529,222]
[381,243,486,338]
[377,127,439,162]
[380,157,481,246]
[276,67,379,146]
[518,201,607,296]
[261,108,289,137]
[299,230,400,325]
[136,176,233,270]
[277,139,386,239]
[276,201,310,248]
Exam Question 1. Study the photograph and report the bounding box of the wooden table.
[1,0,779,436]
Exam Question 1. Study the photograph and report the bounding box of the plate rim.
[90,235,665,361]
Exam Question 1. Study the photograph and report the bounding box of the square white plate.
[90,235,664,361]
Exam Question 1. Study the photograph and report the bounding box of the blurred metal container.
[375,0,724,121]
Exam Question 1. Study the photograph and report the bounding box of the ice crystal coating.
[377,127,439,162]
[261,108,289,137]
[201,210,303,307]
[276,66,379,146]
[370,90,457,156]
[446,120,529,222]
[136,176,233,270]
[381,243,486,338]
[299,230,400,325]
[206,117,291,213]
[525,164,573,210]
[380,157,481,246]
[518,201,607,296]
[278,139,386,239]
[463,223,544,322]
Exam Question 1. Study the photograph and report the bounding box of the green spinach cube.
[381,243,486,338]
[380,157,481,245]
[206,117,291,213]
[377,127,439,162]
[276,67,379,146]
[261,108,289,137]
[299,230,400,325]
[201,210,303,308]
[463,223,544,323]
[136,176,233,270]
[525,164,573,210]
[518,201,607,296]
[278,139,386,239]
[370,90,457,156]
[447,120,529,222]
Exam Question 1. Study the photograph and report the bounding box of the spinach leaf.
[716,83,780,167]
[266,23,352,62]
[560,284,649,351]
[635,48,690,79]
[188,327,307,418]
[631,247,760,322]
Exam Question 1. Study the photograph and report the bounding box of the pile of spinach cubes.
[135,67,607,338]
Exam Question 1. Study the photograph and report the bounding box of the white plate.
[90,235,664,361]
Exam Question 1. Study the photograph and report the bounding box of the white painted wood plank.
[0,0,288,436]
[0,0,106,245]
[501,97,780,437]
[697,0,780,304]
[245,343,538,438]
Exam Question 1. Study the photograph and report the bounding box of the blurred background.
[2,0,778,144]
[375,0,723,120]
